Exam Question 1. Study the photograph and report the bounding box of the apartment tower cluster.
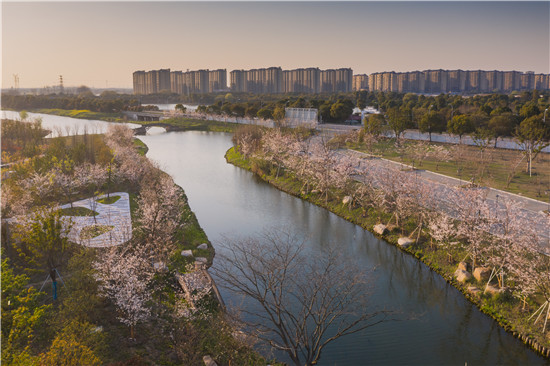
[368,70,550,93]
[133,67,353,95]
[230,67,353,93]
[133,69,228,95]
[134,68,549,95]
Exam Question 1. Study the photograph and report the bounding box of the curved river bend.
[3,109,545,365]
[139,130,547,366]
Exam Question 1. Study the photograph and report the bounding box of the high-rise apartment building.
[209,69,227,92]
[170,71,183,94]
[133,71,146,94]
[283,68,320,93]
[353,74,368,91]
[230,70,246,92]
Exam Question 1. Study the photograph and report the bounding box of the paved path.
[60,192,132,247]
[344,149,550,252]
[318,124,550,153]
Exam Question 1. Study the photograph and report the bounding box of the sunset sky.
[2,1,549,89]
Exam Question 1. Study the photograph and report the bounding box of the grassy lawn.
[133,138,148,155]
[59,206,98,216]
[34,108,124,122]
[79,224,114,239]
[97,195,120,204]
[143,116,239,133]
[347,137,550,201]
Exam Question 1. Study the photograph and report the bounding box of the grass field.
[142,116,239,133]
[346,137,550,201]
[35,108,124,122]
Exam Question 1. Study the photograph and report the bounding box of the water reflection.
[138,130,547,366]
[1,110,139,137]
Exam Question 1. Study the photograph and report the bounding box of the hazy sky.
[2,1,549,88]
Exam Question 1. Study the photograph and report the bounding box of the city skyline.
[3,1,549,89]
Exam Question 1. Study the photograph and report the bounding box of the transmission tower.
[13,74,19,90]
[59,75,64,94]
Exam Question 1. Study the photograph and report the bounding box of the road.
[343,148,550,252]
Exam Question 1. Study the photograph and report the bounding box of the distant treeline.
[1,92,140,113]
[3,89,549,139]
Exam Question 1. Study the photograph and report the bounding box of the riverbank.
[33,108,125,122]
[27,108,239,133]
[140,116,238,133]
[225,146,550,359]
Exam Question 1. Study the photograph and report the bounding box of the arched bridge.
[132,123,179,135]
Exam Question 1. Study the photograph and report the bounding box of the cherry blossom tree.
[94,244,153,339]
[428,213,458,260]
[509,215,550,331]
[137,174,183,264]
[261,128,296,177]
[481,197,528,289]
[450,187,491,269]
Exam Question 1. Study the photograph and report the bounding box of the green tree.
[330,100,354,122]
[364,114,385,137]
[488,113,519,147]
[257,108,273,120]
[418,111,446,141]
[318,102,332,123]
[1,255,50,365]
[14,209,73,299]
[245,105,259,118]
[387,107,410,145]
[231,104,246,118]
[40,321,105,366]
[19,110,28,121]
[514,115,550,176]
[519,102,540,119]
[175,103,186,113]
[273,105,286,121]
[448,115,475,143]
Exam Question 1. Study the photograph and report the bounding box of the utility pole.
[13,74,19,90]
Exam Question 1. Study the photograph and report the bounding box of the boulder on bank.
[195,257,208,263]
[203,355,218,366]
[181,250,193,257]
[484,285,503,296]
[454,269,473,283]
[467,286,481,296]
[473,267,491,282]
[342,196,352,205]
[197,243,208,250]
[373,224,387,235]
[398,237,414,248]
[154,262,168,272]
[457,261,469,272]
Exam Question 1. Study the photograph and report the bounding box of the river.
[4,110,546,365]
[138,129,548,365]
[1,110,140,137]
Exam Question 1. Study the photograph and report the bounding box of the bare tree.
[213,229,393,366]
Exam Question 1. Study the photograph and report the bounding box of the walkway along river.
[138,129,548,365]
[2,111,547,365]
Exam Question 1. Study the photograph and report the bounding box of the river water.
[138,129,548,366]
[1,110,140,137]
[3,109,546,365]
